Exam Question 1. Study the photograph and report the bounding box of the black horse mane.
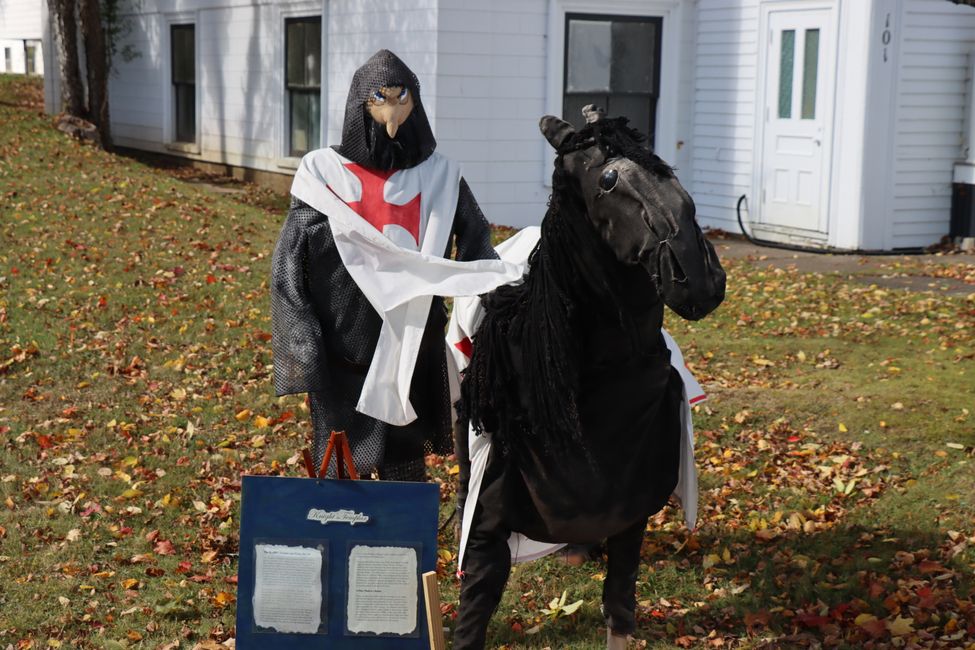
[569,116,675,179]
[461,117,671,458]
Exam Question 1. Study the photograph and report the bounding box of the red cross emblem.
[334,162,422,245]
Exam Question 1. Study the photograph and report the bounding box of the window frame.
[170,23,196,144]
[284,15,323,158]
[543,0,682,190]
[3,48,11,73]
[562,12,663,148]
[275,3,326,169]
[161,12,200,154]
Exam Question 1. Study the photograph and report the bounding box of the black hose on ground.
[735,194,926,256]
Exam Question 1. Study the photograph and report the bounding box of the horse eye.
[398,88,409,103]
[599,168,618,192]
[372,91,386,105]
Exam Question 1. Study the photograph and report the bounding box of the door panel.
[761,8,835,233]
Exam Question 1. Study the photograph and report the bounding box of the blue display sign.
[236,476,440,649]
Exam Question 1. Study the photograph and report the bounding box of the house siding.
[109,13,166,150]
[326,1,439,148]
[890,0,975,248]
[108,0,438,174]
[434,0,550,228]
[56,0,975,249]
[690,0,760,233]
[197,4,277,164]
[50,0,698,230]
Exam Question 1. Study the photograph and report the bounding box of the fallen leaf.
[887,615,914,637]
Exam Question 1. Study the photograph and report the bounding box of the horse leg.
[453,447,511,650]
[602,515,648,646]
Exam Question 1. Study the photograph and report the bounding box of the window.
[286,16,322,157]
[777,28,819,120]
[563,14,662,147]
[4,48,11,72]
[777,30,794,119]
[801,29,820,120]
[171,24,196,143]
[25,44,37,75]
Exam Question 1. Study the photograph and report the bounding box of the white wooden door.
[761,8,835,232]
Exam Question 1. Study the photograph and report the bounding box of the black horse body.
[476,203,685,544]
[461,109,725,545]
[454,109,725,648]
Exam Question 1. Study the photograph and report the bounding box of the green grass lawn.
[1,74,973,649]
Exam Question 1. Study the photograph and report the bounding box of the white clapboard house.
[1,0,44,76]
[40,0,975,249]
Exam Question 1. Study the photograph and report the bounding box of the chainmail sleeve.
[453,178,499,262]
[270,197,329,396]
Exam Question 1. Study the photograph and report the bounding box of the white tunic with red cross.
[290,147,526,426]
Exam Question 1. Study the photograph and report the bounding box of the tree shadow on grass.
[641,522,974,648]
[461,520,974,649]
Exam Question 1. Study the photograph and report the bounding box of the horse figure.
[452,106,726,649]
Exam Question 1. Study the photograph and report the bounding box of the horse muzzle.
[648,232,726,321]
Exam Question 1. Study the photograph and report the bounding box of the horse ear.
[582,104,605,124]
[539,115,575,150]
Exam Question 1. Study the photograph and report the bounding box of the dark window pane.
[287,17,321,88]
[290,90,321,156]
[563,92,607,131]
[175,85,195,142]
[607,94,652,140]
[801,29,819,119]
[172,25,195,83]
[25,46,36,74]
[286,17,321,155]
[286,22,305,86]
[610,21,656,93]
[304,20,321,85]
[3,48,10,72]
[172,24,196,143]
[566,19,610,92]
[778,30,795,119]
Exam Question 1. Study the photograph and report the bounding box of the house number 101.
[882,13,892,63]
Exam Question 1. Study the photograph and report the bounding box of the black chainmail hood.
[334,49,436,169]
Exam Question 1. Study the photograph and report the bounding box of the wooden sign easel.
[302,431,359,480]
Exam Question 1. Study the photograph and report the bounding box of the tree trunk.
[47,0,84,118]
[79,0,111,148]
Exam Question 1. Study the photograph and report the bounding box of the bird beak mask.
[366,86,415,139]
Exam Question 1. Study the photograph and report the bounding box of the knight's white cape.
[291,147,526,426]
[446,227,703,570]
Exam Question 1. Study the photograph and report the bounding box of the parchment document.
[346,545,418,635]
[253,544,324,634]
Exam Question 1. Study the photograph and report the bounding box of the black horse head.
[463,107,726,458]
[540,106,725,320]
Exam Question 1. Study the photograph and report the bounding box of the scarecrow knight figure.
[271,50,516,481]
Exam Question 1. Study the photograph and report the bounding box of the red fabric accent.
[454,336,473,359]
[689,394,707,405]
[340,162,422,245]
